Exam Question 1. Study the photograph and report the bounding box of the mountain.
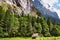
[32,0,60,24]
[0,0,60,24]
[0,0,33,15]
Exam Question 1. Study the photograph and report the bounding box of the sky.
[54,0,60,10]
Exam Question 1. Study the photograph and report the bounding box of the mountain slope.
[33,0,60,24]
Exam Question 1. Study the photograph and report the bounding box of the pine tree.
[37,23,42,34]
[41,17,51,37]
[47,18,54,36]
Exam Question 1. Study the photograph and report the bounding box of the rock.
[12,0,32,14]
[32,33,39,39]
[0,0,32,14]
[14,0,32,14]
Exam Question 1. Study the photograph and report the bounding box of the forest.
[0,6,60,38]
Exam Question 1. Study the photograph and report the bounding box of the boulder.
[32,33,39,39]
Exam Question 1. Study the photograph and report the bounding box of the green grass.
[0,37,60,40]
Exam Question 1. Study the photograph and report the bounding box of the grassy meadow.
[0,37,60,40]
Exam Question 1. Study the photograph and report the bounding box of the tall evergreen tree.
[47,18,54,36]
[41,17,51,37]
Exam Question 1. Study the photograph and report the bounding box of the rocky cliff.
[0,0,33,15]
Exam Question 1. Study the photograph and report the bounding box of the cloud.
[40,0,58,10]
[41,0,58,7]
[32,0,34,1]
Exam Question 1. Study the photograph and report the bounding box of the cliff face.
[12,0,32,13]
[0,0,32,15]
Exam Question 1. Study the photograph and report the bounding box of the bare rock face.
[5,0,32,14]
[0,0,32,14]
[0,0,2,3]
[13,0,32,14]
